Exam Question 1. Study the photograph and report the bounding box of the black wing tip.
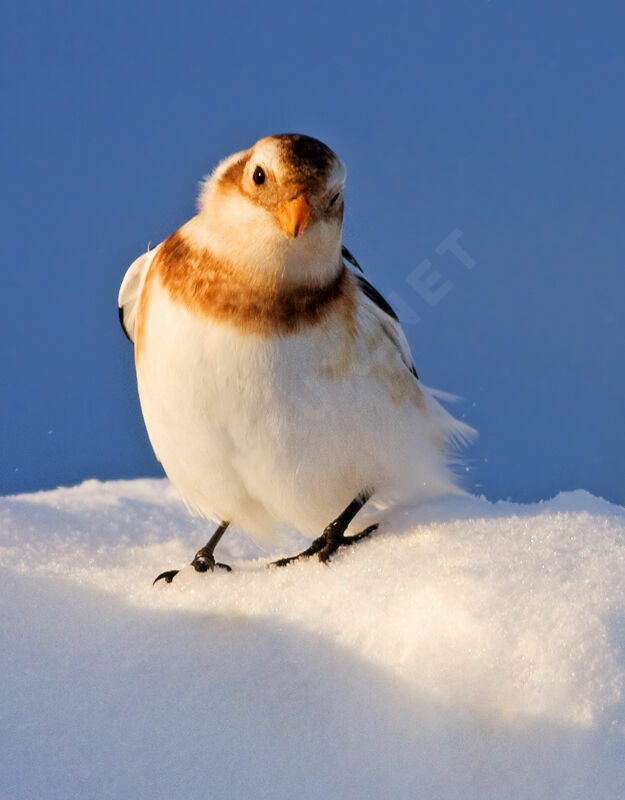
[354,274,399,322]
[341,245,363,273]
[342,245,399,322]
[118,305,134,343]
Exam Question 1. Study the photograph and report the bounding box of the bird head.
[196,134,346,287]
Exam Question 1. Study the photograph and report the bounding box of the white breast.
[137,275,462,545]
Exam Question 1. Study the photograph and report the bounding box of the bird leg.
[153,520,232,585]
[271,491,377,567]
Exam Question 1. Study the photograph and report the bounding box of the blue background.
[2,0,624,504]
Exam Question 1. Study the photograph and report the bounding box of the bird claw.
[269,556,295,568]
[153,569,180,585]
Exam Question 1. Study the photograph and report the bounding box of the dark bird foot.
[153,521,232,586]
[271,491,377,567]
[153,559,232,586]
[271,523,378,567]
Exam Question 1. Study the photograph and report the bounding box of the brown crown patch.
[273,134,335,195]
[144,230,356,338]
[273,134,334,174]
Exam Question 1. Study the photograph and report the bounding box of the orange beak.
[275,194,312,238]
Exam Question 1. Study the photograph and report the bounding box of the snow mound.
[1,479,624,799]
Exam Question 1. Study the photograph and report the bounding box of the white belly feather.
[137,277,463,544]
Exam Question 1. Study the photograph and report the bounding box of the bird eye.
[253,166,265,185]
[329,192,340,207]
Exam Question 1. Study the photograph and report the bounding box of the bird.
[118,133,474,583]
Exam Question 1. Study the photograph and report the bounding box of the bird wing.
[118,246,160,344]
[343,247,419,380]
[344,246,476,450]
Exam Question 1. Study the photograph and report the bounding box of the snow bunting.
[118,133,473,582]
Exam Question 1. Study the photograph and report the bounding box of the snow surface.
[1,479,625,799]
